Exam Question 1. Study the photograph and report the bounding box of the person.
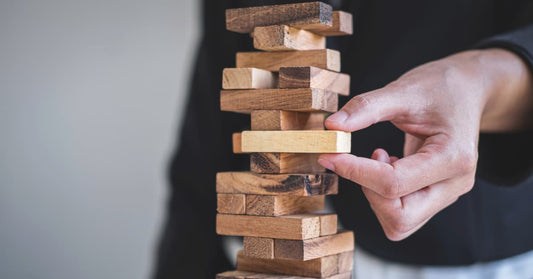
[152,0,533,278]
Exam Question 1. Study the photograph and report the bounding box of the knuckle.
[453,148,478,175]
[380,172,403,199]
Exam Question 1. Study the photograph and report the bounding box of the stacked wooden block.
[216,2,354,279]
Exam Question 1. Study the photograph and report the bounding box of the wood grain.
[221,88,338,113]
[244,237,274,259]
[217,270,352,279]
[307,11,353,36]
[236,49,341,72]
[225,2,332,34]
[239,131,351,153]
[233,133,243,154]
[250,153,325,174]
[223,68,278,89]
[253,25,326,51]
[245,195,325,216]
[337,251,354,273]
[251,111,325,131]
[216,214,321,240]
[274,230,354,260]
[217,193,246,214]
[319,214,338,236]
[237,250,338,277]
[216,172,338,196]
[279,66,350,96]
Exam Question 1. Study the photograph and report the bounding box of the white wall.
[0,0,198,278]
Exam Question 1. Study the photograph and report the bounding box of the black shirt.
[152,1,533,278]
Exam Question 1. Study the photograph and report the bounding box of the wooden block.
[319,214,338,236]
[225,2,332,34]
[251,111,325,131]
[236,49,341,72]
[216,214,321,240]
[216,172,338,196]
[217,194,246,214]
[279,67,350,96]
[221,88,338,113]
[216,270,255,279]
[233,133,243,153]
[237,250,338,278]
[223,68,278,89]
[250,153,325,174]
[307,11,353,36]
[239,131,351,153]
[246,195,325,216]
[337,251,354,273]
[217,270,352,279]
[243,237,274,259]
[253,25,326,51]
[274,230,354,260]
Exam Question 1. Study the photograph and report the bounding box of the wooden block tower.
[216,2,354,278]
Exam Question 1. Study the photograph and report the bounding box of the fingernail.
[318,158,335,171]
[327,111,348,124]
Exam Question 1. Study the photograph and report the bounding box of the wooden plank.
[217,270,352,279]
[216,214,321,240]
[239,131,351,153]
[253,25,326,51]
[225,2,332,34]
[319,214,338,236]
[216,172,338,196]
[223,68,278,89]
[274,230,354,260]
[246,195,325,216]
[307,11,353,36]
[337,251,354,273]
[279,67,350,96]
[251,111,325,131]
[243,237,275,259]
[237,250,338,278]
[217,193,246,214]
[233,133,244,154]
[250,153,325,174]
[221,88,338,113]
[236,49,341,72]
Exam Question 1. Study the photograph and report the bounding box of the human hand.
[318,49,533,241]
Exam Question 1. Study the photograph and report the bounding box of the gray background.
[0,0,198,278]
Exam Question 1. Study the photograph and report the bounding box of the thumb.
[325,87,409,132]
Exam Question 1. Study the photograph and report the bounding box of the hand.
[318,49,533,241]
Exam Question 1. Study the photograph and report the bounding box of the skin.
[317,49,533,241]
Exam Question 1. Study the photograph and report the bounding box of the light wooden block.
[251,111,325,131]
[246,195,325,216]
[217,270,352,279]
[220,88,338,113]
[237,250,338,277]
[233,133,243,154]
[216,214,321,240]
[225,2,332,34]
[308,11,353,36]
[250,153,325,174]
[239,131,351,153]
[243,237,274,259]
[337,251,354,273]
[217,193,246,214]
[236,49,341,72]
[216,172,338,196]
[319,214,338,236]
[279,66,350,96]
[253,25,326,51]
[274,230,354,260]
[223,68,278,89]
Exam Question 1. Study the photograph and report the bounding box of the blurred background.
[0,0,198,278]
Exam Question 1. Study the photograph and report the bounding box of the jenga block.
[274,230,354,260]
[246,195,325,216]
[220,88,338,113]
[216,172,338,196]
[337,251,354,273]
[216,214,321,240]
[216,270,255,279]
[244,237,274,259]
[308,11,353,36]
[236,49,341,72]
[253,25,326,51]
[279,67,350,96]
[223,68,278,89]
[217,194,246,214]
[238,131,351,153]
[319,214,338,236]
[225,2,332,34]
[233,133,243,153]
[250,153,325,174]
[217,270,352,279]
[251,111,325,131]
[237,250,338,277]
